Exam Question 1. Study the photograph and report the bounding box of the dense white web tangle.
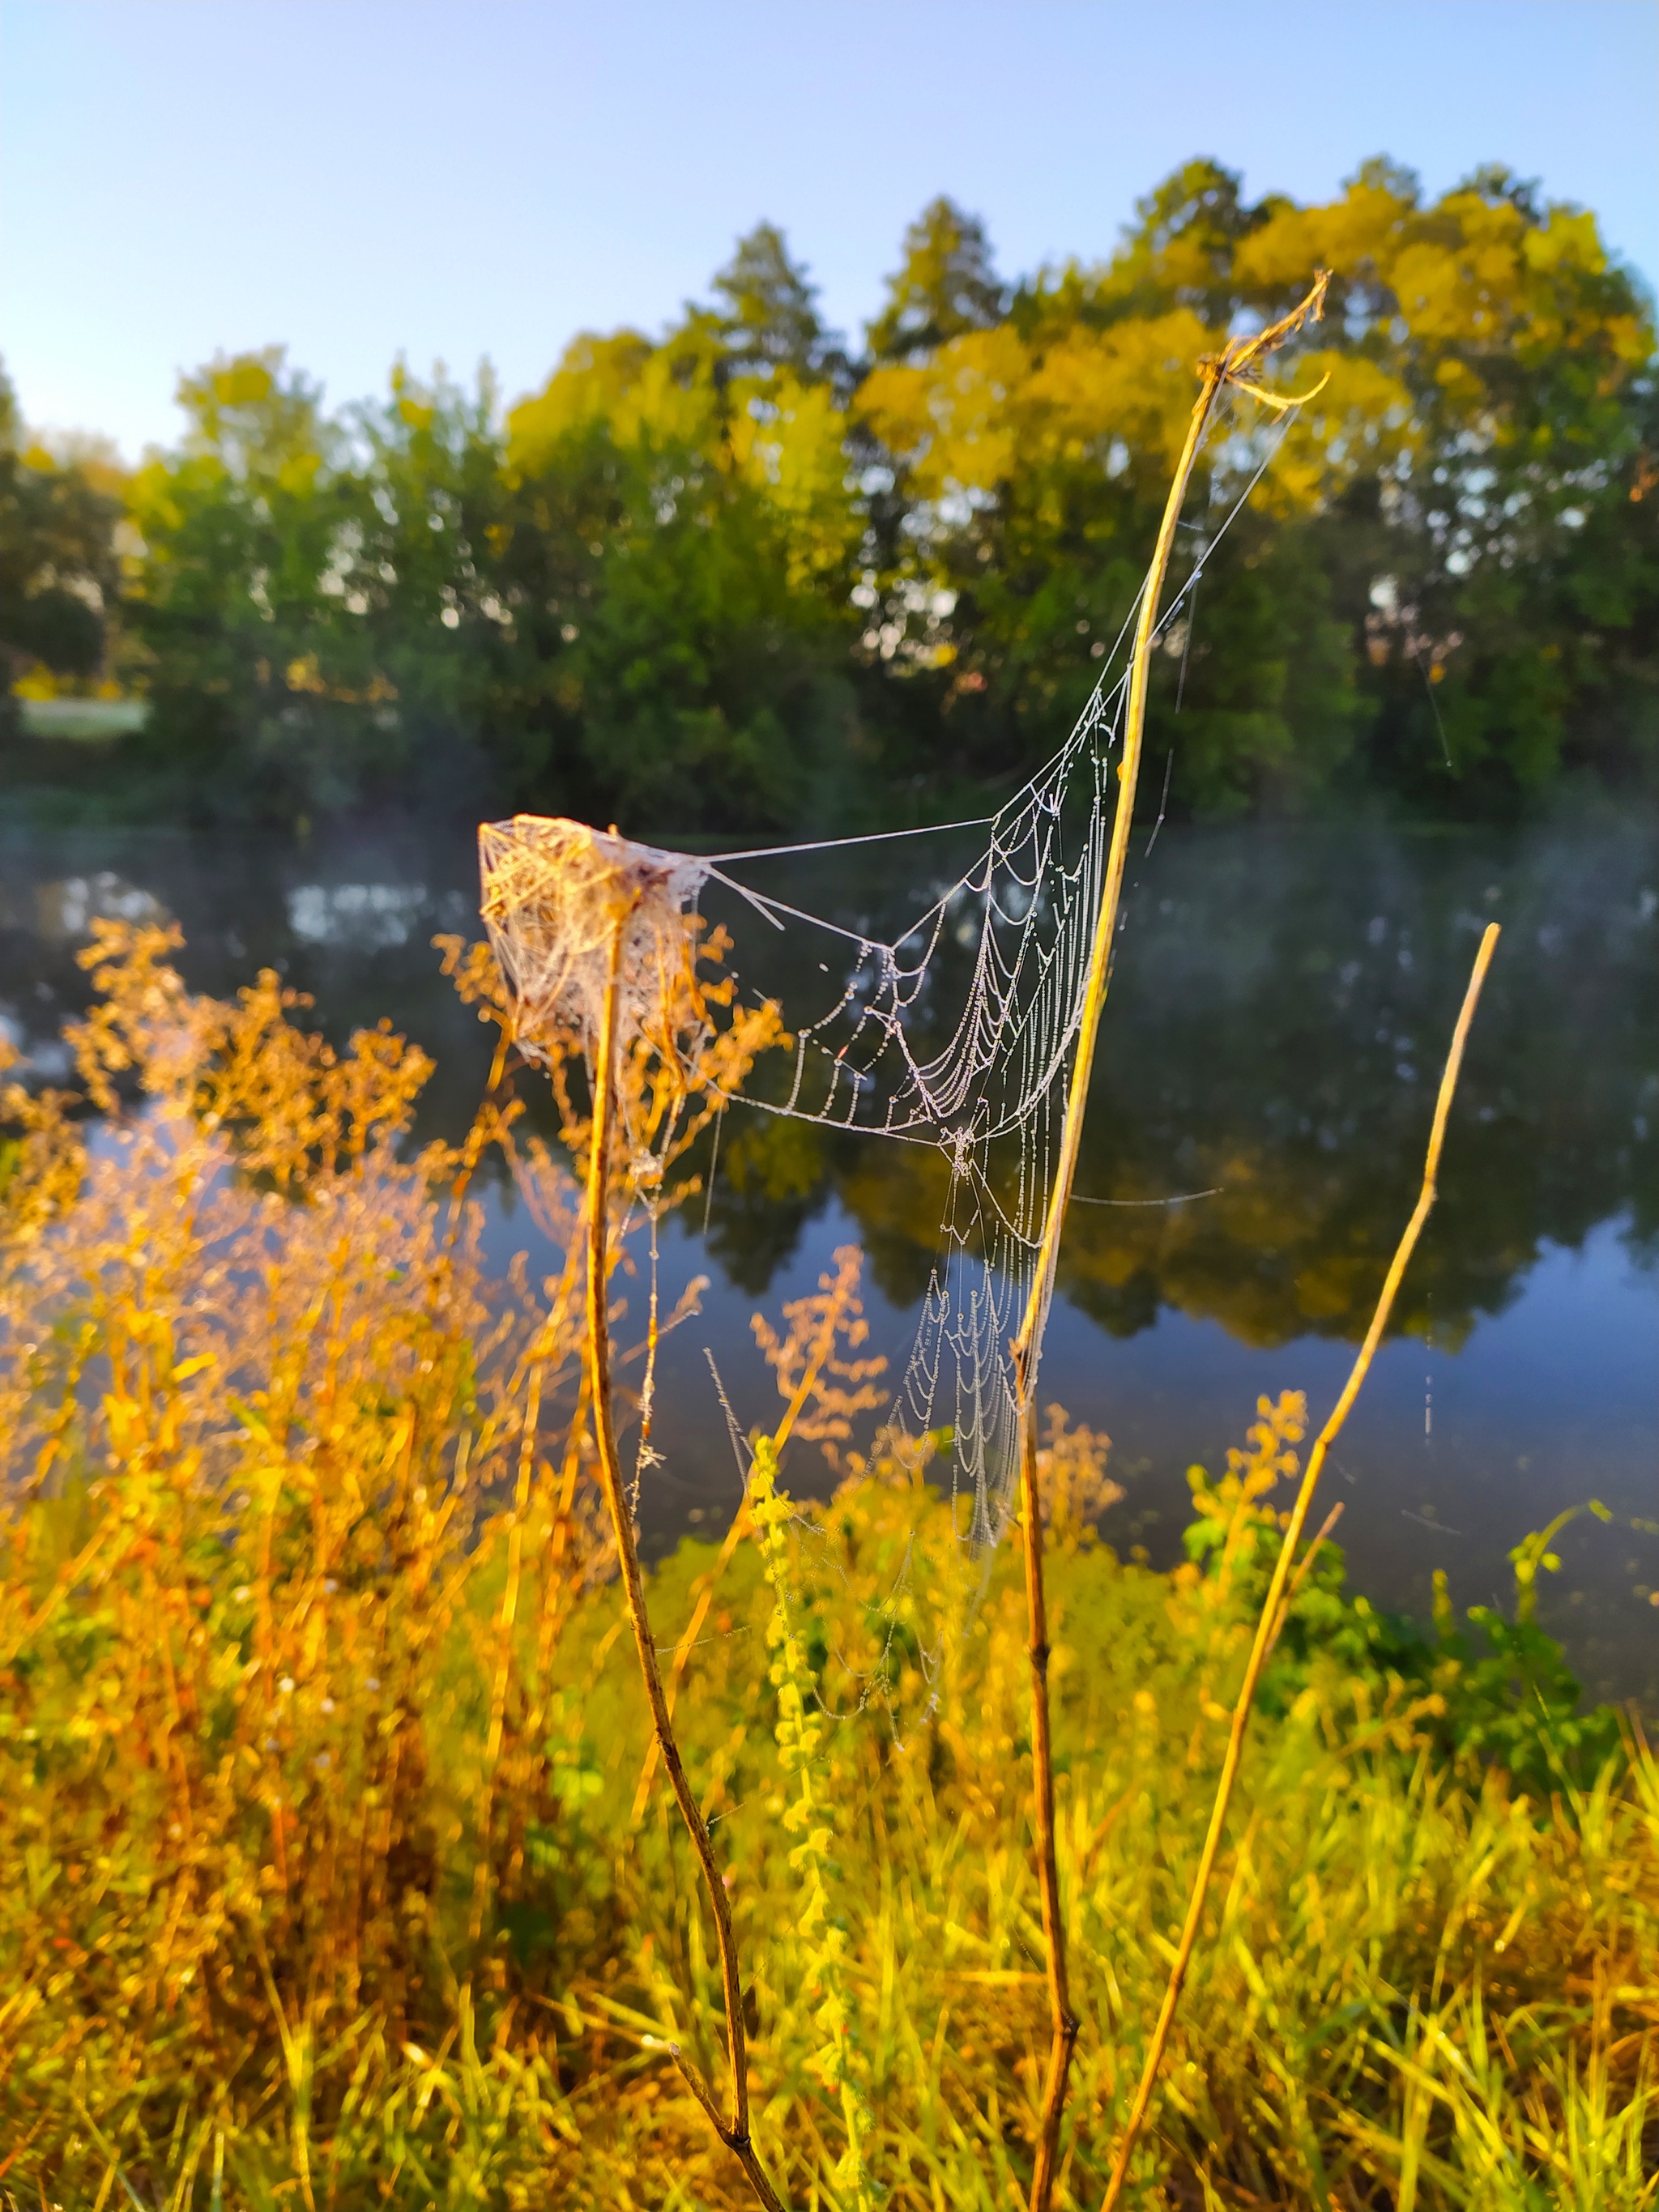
[480,393,1304,1544]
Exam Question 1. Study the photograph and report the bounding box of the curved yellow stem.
[1017,270,1333,2212]
[1227,365,1333,411]
[1098,923,1500,2212]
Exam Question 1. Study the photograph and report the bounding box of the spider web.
[704,711,1115,1544]
[480,398,1299,1543]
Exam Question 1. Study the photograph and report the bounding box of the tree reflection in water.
[2,811,1654,1695]
[694,818,1656,1352]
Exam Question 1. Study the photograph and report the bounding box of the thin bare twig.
[1098,920,1499,2212]
[1265,1501,1345,1659]
[629,1500,753,1828]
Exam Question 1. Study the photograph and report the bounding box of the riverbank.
[3,808,1654,1701]
[1,927,1653,2205]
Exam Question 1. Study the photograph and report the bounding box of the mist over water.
[3,808,1654,1703]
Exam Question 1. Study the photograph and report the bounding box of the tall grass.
[1,927,1653,2208]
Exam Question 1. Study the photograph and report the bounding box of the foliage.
[867,196,1007,363]
[501,312,868,832]
[0,360,125,714]
[120,350,527,822]
[8,160,1654,829]
[862,160,1657,812]
[1,934,1653,2206]
[707,1246,891,2202]
[1183,1403,1628,1796]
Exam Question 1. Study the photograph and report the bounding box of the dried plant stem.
[584,903,788,2212]
[467,1357,539,1942]
[1098,919,1499,2212]
[1266,1500,1345,1659]
[1012,1364,1077,2212]
[630,1500,752,1827]
[1013,279,1335,2212]
[1005,274,1334,2210]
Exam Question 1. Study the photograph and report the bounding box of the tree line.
[3,157,1655,832]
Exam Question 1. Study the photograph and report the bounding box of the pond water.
[2,809,1655,1706]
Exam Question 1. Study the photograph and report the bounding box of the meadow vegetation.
[1,925,1654,2208]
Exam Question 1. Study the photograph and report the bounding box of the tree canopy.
[5,160,1654,830]
[0,365,124,718]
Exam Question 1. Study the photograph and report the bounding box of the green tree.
[868,196,1005,361]
[707,220,838,383]
[125,349,530,821]
[1233,158,1658,805]
[855,160,1657,812]
[1031,156,1268,330]
[505,307,867,832]
[335,360,538,812]
[0,360,122,708]
[126,348,367,817]
[62,164,1659,830]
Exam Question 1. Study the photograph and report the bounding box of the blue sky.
[3,0,1654,459]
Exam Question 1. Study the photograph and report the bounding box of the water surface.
[3,811,1654,1703]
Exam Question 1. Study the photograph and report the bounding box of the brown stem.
[630,1501,752,1828]
[584,903,789,2212]
[1098,921,1499,2211]
[468,1357,542,1944]
[1017,1363,1077,2212]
